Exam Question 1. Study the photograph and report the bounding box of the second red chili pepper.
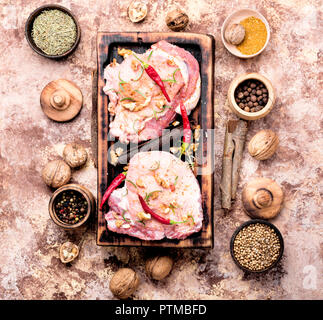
[138,194,187,225]
[99,172,127,210]
[133,53,171,103]
[179,101,192,156]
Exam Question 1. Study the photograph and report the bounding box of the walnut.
[136,178,145,188]
[42,160,71,188]
[165,9,189,31]
[137,211,151,221]
[59,241,79,264]
[128,1,147,23]
[224,23,246,45]
[248,130,279,160]
[63,143,88,168]
[109,268,139,299]
[145,255,174,280]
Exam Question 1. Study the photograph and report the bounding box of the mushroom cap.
[242,178,284,219]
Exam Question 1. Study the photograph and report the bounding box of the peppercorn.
[234,79,269,112]
[54,190,88,224]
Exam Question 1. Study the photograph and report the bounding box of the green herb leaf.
[147,50,153,61]
[134,89,146,98]
[133,66,144,81]
[162,68,180,83]
[174,176,179,186]
[153,109,158,120]
[125,179,138,189]
[120,97,135,102]
[122,211,130,223]
[144,190,162,203]
[149,161,160,171]
[137,219,146,226]
[119,82,125,92]
[156,105,172,113]
[118,71,127,84]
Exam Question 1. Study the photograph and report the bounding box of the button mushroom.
[242,178,284,219]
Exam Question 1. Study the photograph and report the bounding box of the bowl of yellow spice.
[25,4,81,59]
[221,9,270,58]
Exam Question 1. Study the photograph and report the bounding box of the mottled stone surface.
[0,0,322,300]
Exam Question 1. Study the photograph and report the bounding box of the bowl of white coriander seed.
[230,219,284,273]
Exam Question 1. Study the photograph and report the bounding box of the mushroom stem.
[50,90,71,110]
[253,189,273,208]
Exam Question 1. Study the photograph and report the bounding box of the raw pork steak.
[103,40,201,144]
[105,151,203,240]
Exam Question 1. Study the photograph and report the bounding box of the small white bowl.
[221,8,270,59]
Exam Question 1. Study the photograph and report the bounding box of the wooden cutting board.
[96,32,215,248]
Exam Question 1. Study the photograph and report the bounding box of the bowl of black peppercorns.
[228,73,275,120]
[49,184,95,229]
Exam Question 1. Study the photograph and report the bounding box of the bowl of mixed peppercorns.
[230,219,284,273]
[228,73,275,120]
[49,184,95,229]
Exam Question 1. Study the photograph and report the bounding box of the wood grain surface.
[96,32,215,248]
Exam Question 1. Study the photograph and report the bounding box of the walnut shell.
[128,1,147,23]
[109,268,139,299]
[59,241,79,263]
[165,9,189,31]
[42,160,71,188]
[63,143,88,168]
[145,255,173,280]
[225,23,245,45]
[248,130,279,160]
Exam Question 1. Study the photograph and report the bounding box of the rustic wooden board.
[96,32,215,248]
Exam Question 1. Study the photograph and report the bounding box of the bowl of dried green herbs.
[230,219,284,273]
[25,4,81,59]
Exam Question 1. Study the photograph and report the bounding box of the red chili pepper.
[138,194,186,225]
[179,101,192,155]
[133,53,171,102]
[100,172,127,210]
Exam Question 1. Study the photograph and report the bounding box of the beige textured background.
[0,0,322,300]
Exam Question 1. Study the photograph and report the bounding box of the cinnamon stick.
[231,120,248,199]
[220,121,235,210]
[220,119,248,209]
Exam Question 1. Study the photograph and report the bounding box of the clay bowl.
[49,184,95,229]
[228,73,275,120]
[230,219,284,273]
[25,4,81,59]
[221,8,270,59]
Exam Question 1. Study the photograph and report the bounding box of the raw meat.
[105,151,203,240]
[103,41,201,144]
